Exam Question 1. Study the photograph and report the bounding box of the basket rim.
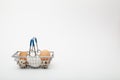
[12,50,54,58]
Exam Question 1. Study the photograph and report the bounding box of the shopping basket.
[12,37,54,69]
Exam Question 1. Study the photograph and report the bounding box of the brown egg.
[18,51,28,68]
[19,51,28,60]
[39,50,50,61]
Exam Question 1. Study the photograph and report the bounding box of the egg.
[27,55,41,68]
[39,50,51,68]
[39,50,50,60]
[18,51,28,68]
[19,51,28,60]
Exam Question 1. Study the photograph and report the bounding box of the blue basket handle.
[30,39,35,47]
[29,37,38,56]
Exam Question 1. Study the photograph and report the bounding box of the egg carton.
[12,37,54,69]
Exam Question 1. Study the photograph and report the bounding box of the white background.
[0,0,120,80]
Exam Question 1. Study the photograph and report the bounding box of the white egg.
[27,56,41,68]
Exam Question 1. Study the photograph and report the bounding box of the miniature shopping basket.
[12,37,54,69]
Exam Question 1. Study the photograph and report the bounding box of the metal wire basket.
[12,37,54,69]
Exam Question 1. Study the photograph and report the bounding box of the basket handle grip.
[29,37,38,56]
